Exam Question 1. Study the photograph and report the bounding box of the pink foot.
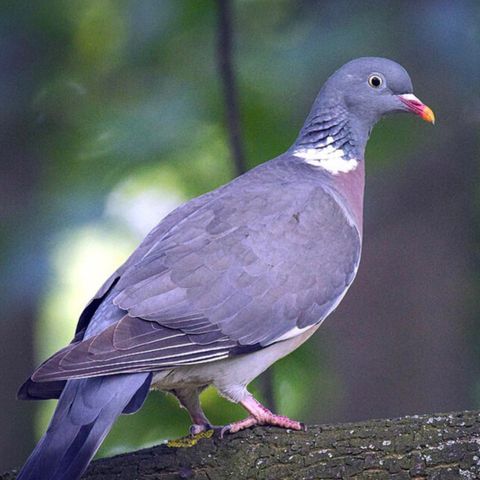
[257,412,305,430]
[220,394,305,437]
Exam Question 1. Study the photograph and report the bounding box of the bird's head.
[295,57,435,163]
[323,57,435,126]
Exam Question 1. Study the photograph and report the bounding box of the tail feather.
[17,373,151,480]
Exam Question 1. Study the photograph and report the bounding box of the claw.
[219,416,258,438]
[219,425,230,439]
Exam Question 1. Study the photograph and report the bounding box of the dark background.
[1,0,479,472]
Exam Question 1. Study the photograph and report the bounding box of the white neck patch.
[293,137,358,175]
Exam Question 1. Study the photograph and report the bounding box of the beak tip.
[421,105,436,125]
[398,93,435,125]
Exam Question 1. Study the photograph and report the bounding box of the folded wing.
[32,164,361,382]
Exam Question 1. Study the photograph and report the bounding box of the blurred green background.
[1,0,479,472]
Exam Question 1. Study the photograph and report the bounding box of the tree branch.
[216,0,247,177]
[4,410,480,479]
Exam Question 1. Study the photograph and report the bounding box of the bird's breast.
[327,159,365,235]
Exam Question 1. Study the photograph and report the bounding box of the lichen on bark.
[3,410,480,479]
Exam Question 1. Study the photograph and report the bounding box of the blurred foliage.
[1,0,480,465]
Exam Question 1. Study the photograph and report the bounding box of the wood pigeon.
[16,57,434,480]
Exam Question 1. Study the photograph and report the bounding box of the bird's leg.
[221,393,305,437]
[172,387,213,435]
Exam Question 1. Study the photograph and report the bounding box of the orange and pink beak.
[398,93,435,124]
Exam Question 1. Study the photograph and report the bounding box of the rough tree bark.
[3,410,480,479]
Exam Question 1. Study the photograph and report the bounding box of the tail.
[17,372,151,480]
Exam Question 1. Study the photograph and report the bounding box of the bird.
[16,57,434,480]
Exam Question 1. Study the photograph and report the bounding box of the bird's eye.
[368,74,383,88]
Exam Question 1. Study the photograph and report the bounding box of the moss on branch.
[3,410,480,479]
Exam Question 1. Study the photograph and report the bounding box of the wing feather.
[32,316,236,382]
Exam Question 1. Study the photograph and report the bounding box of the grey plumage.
[17,57,434,480]
[30,159,360,383]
